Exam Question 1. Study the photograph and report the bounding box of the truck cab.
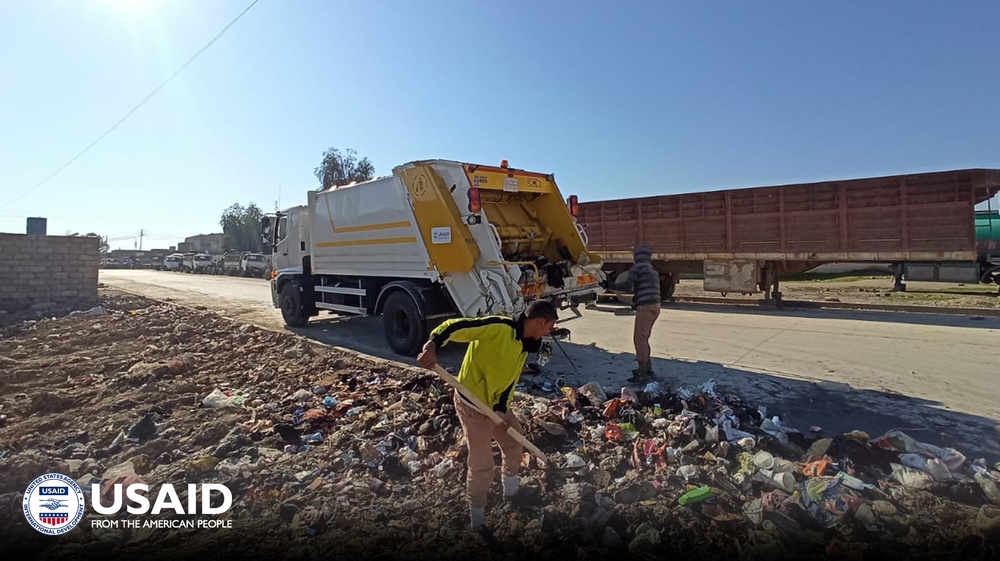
[270,205,310,277]
[192,254,213,273]
[162,254,184,271]
[240,252,269,277]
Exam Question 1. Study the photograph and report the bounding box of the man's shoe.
[629,369,652,384]
[473,526,504,552]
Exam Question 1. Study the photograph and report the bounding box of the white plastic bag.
[202,389,233,408]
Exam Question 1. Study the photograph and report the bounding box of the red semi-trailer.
[578,168,1000,303]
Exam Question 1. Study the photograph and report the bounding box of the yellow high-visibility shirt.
[429,314,540,412]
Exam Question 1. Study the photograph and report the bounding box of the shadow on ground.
[288,310,1000,462]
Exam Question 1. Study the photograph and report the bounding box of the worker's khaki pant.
[454,393,523,509]
[633,302,661,373]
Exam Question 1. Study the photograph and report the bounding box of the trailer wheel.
[660,273,676,300]
[279,283,309,328]
[383,291,426,356]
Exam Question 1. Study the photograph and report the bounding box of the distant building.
[183,233,224,254]
[109,249,141,260]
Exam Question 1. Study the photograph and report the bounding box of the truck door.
[272,214,299,273]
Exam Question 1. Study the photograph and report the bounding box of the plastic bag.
[836,471,875,490]
[697,379,717,396]
[899,453,928,471]
[642,382,666,397]
[564,453,587,469]
[890,463,934,489]
[619,422,640,441]
[676,465,699,481]
[620,387,639,404]
[203,389,235,408]
[579,383,609,406]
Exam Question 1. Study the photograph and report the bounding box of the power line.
[0,211,221,226]
[1,0,263,209]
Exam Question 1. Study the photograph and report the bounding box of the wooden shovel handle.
[431,365,548,463]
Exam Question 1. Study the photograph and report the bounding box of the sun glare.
[105,0,156,16]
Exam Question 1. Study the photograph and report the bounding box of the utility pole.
[139,229,144,251]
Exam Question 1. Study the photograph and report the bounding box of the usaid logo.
[23,473,86,535]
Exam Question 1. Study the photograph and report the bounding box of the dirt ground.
[1,289,999,561]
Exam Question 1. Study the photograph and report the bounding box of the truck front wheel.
[383,291,426,356]
[279,283,309,328]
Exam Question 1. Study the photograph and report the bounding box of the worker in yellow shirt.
[417,300,558,536]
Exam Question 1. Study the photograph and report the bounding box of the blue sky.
[1,0,998,250]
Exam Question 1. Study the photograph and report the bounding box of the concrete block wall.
[0,234,100,312]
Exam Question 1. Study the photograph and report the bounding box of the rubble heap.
[0,291,997,561]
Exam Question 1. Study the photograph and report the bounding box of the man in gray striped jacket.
[628,245,661,382]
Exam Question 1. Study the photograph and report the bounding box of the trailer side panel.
[580,169,1000,263]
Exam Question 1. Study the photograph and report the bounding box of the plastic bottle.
[925,458,953,481]
[678,486,712,506]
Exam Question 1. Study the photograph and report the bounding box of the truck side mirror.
[261,216,272,245]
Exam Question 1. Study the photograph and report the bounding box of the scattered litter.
[202,388,241,408]
[678,485,713,506]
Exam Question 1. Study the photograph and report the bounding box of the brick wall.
[0,234,100,312]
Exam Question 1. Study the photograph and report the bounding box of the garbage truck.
[262,159,604,355]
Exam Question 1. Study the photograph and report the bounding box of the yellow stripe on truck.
[316,236,418,248]
[332,221,412,233]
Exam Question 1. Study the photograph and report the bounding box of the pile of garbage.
[0,291,997,561]
[509,378,1000,559]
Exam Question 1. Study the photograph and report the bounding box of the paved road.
[101,269,1000,457]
